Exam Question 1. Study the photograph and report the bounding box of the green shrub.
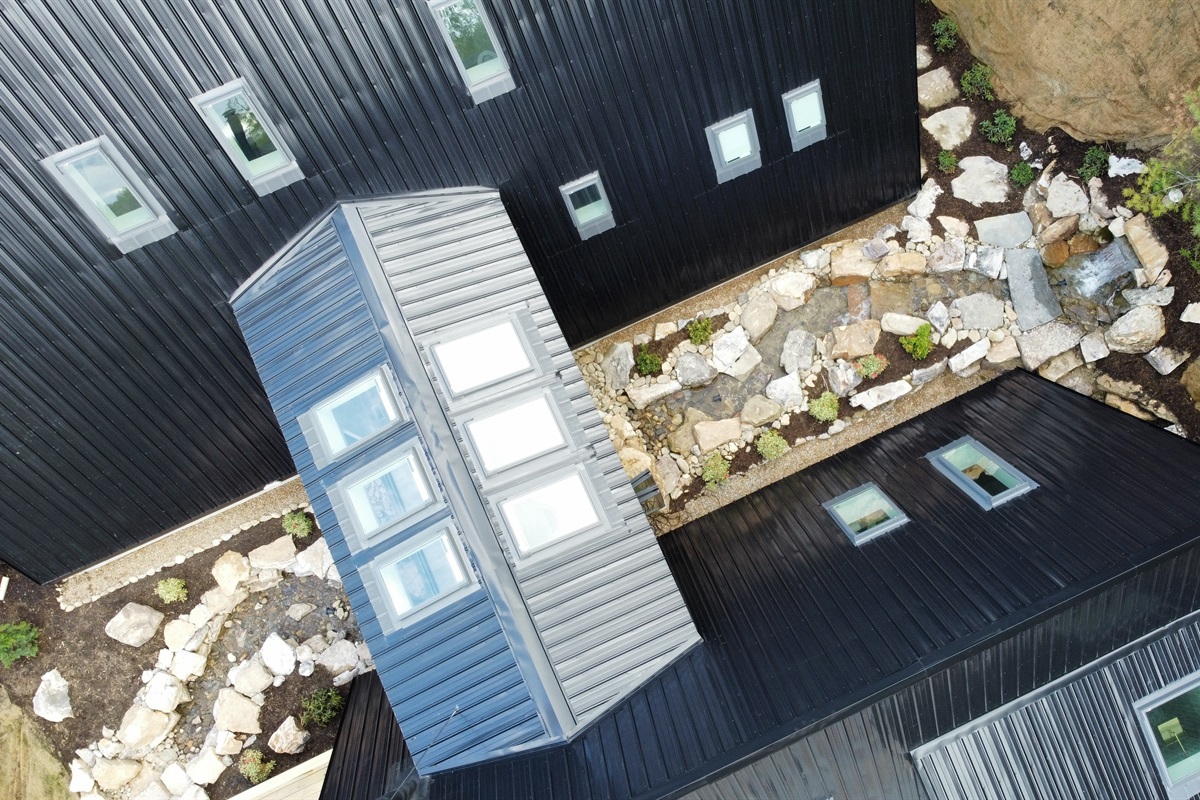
[932,16,959,53]
[755,430,789,461]
[1181,246,1200,274]
[635,345,662,376]
[980,110,1017,148]
[237,750,276,785]
[899,323,935,360]
[155,578,188,604]
[853,354,889,379]
[300,687,346,727]
[936,150,959,174]
[808,391,840,424]
[701,452,729,488]
[1125,86,1200,238]
[0,622,39,669]
[282,510,313,538]
[687,316,714,346]
[1009,162,1036,188]
[960,63,994,101]
[1079,145,1109,182]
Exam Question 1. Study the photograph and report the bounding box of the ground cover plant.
[937,150,958,173]
[1009,162,1035,188]
[1125,85,1200,237]
[960,63,994,101]
[155,578,188,604]
[932,15,958,52]
[854,354,889,379]
[0,621,39,668]
[980,110,1017,148]
[282,510,313,538]
[755,430,788,461]
[237,749,276,784]
[1079,145,1109,182]
[808,392,840,423]
[900,324,934,360]
[702,452,729,487]
[300,687,346,727]
[687,316,713,346]
[636,345,662,376]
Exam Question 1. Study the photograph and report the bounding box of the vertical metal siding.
[0,0,915,580]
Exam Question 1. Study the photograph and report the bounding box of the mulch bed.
[855,332,957,392]
[644,314,730,364]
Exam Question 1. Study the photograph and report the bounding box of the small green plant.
[979,110,1017,148]
[687,316,713,346]
[853,353,889,379]
[300,687,346,727]
[960,63,994,101]
[932,16,959,53]
[1079,145,1109,183]
[1181,245,1200,273]
[755,430,789,462]
[0,622,39,669]
[237,749,276,785]
[282,510,313,538]
[635,344,662,376]
[1009,161,1035,188]
[1125,87,1200,237]
[899,323,935,360]
[701,452,730,488]
[936,150,959,174]
[808,391,840,424]
[155,578,188,604]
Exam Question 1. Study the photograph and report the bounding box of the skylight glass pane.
[829,486,903,536]
[569,183,608,223]
[467,396,566,473]
[59,151,154,231]
[940,441,1023,497]
[201,90,288,177]
[1144,685,1200,784]
[717,123,753,162]
[790,92,823,132]
[380,532,467,615]
[434,321,532,395]
[438,0,506,84]
[313,373,400,455]
[347,453,432,534]
[501,473,599,554]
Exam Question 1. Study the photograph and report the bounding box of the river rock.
[917,66,959,108]
[1145,346,1191,376]
[922,107,975,150]
[830,320,881,360]
[32,669,72,722]
[213,689,261,735]
[975,211,1033,248]
[769,272,817,310]
[765,373,806,409]
[601,342,635,391]
[741,293,777,343]
[1016,322,1084,370]
[674,352,717,388]
[269,715,310,755]
[951,293,1005,331]
[693,418,743,453]
[849,380,912,410]
[780,329,817,374]
[741,395,782,427]
[105,603,165,648]
[1105,306,1165,354]
[879,251,927,278]
[952,156,1008,206]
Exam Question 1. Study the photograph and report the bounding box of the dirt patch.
[855,333,955,392]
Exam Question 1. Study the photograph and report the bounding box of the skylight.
[500,472,599,555]
[432,319,532,396]
[823,482,909,545]
[466,394,566,474]
[926,436,1036,510]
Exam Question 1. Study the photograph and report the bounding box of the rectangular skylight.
[500,472,600,555]
[379,528,470,617]
[432,319,533,396]
[311,371,402,457]
[346,452,433,535]
[926,436,1036,509]
[823,482,909,545]
[1135,672,1200,800]
[466,395,566,474]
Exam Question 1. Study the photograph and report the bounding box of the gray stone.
[907,178,944,219]
[625,380,682,409]
[143,671,189,714]
[949,339,990,375]
[825,360,863,397]
[974,211,1033,248]
[185,748,226,786]
[849,380,912,410]
[691,417,742,453]
[780,329,817,374]
[1146,346,1191,375]
[667,407,711,454]
[248,535,297,572]
[911,358,948,385]
[769,272,817,310]
[1122,286,1175,307]
[286,603,316,622]
[765,373,806,409]
[830,244,877,285]
[741,395,783,427]
[32,669,73,722]
[268,715,311,756]
[116,705,173,751]
[1105,306,1165,354]
[1079,332,1110,363]
[316,639,360,676]
[927,238,966,273]
[916,44,933,70]
[951,293,1006,331]
[105,603,165,648]
[985,337,1021,365]
[951,156,1009,206]
[1006,249,1062,331]
[881,313,926,336]
[861,238,890,261]
[210,551,250,596]
[674,352,718,389]
[654,456,682,496]
[917,66,959,109]
[230,656,274,697]
[213,689,261,734]
[741,293,778,343]
[938,215,970,238]
[163,619,198,652]
[1016,322,1084,370]
[712,326,751,367]
[879,251,927,278]
[1046,173,1090,217]
[1058,367,1097,396]
[1109,155,1145,177]
[260,633,296,677]
[922,107,975,150]
[92,759,143,792]
[926,301,951,333]
[901,215,933,244]
[830,320,881,360]
[799,248,830,272]
[294,538,334,580]
[1181,303,1200,323]
[601,342,635,391]
[966,246,1004,279]
[1038,350,1084,382]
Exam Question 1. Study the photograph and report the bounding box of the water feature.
[1050,238,1138,305]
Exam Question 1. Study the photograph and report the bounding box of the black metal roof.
[320,671,412,800]
[322,371,1200,800]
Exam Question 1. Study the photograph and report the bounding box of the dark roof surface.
[321,671,412,800]
[324,371,1200,800]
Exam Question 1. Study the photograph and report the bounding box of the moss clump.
[808,391,840,424]
[899,323,934,360]
[1009,162,1035,188]
[701,452,730,488]
[755,430,789,461]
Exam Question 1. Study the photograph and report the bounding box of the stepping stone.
[951,157,1009,206]
[922,107,975,150]
[1005,249,1062,331]
[951,293,1005,331]
[1015,322,1084,370]
[975,211,1033,248]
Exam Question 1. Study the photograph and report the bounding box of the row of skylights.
[824,436,1037,545]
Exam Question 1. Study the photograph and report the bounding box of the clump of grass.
[808,391,840,423]
[702,452,729,487]
[980,110,1017,148]
[960,63,994,101]
[635,345,662,376]
[755,430,789,461]
[932,16,959,53]
[687,317,713,346]
[1079,145,1109,182]
[155,578,188,604]
[937,150,959,174]
[1010,162,1035,188]
[282,510,313,538]
[853,353,889,379]
[899,324,934,360]
[1180,246,1200,274]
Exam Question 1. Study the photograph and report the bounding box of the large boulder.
[829,320,881,360]
[601,342,635,391]
[32,670,72,723]
[210,551,250,596]
[931,0,1200,144]
[116,705,172,752]
[740,293,777,343]
[769,272,817,310]
[1105,306,1166,353]
[248,535,297,572]
[105,603,165,648]
[213,689,261,735]
[675,352,718,388]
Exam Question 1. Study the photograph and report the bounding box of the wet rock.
[917,66,959,109]
[741,395,782,427]
[626,380,682,409]
[211,551,250,596]
[741,293,777,343]
[849,380,911,410]
[769,272,817,310]
[951,156,1008,206]
[879,251,927,278]
[213,689,261,735]
[248,535,297,572]
[830,320,881,360]
[1122,286,1175,307]
[975,211,1033,248]
[1046,173,1090,217]
[1145,346,1191,376]
[780,329,817,374]
[926,301,951,333]
[927,238,966,273]
[765,373,806,409]
[922,107,975,150]
[1105,306,1165,354]
[32,669,73,723]
[830,243,877,285]
[1079,332,1110,363]
[1006,249,1062,331]
[1016,322,1084,370]
[881,313,926,336]
[105,603,165,648]
[693,418,743,453]
[951,293,1005,331]
[1068,233,1101,255]
[825,360,863,397]
[601,343,635,392]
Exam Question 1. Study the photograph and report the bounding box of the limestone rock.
[601,343,635,391]
[917,66,959,109]
[105,603,165,648]
[693,418,743,453]
[949,339,990,375]
[927,238,966,273]
[143,671,189,714]
[830,320,881,360]
[952,156,1008,206]
[916,44,933,70]
[654,456,682,496]
[985,337,1021,365]
[861,238,890,261]
[180,785,210,800]
[769,272,817,310]
[69,760,95,793]
[1016,322,1084,370]
[830,244,877,285]
[667,408,711,454]
[268,716,310,755]
[675,352,718,388]
[654,322,677,340]
[922,107,975,150]
[951,293,1005,331]
[32,670,72,723]
[765,373,806,409]
[213,689,261,735]
[780,329,817,374]
[1106,394,1155,421]
[799,248,830,272]
[170,651,207,682]
[1182,359,1200,406]
[741,293,777,343]
[1124,214,1169,282]
[901,215,933,244]
[1079,332,1110,363]
[911,358,948,385]
[974,211,1033,248]
[1105,306,1165,354]
[712,326,751,368]
[229,657,274,697]
[1146,346,1191,376]
[926,301,951,334]
[211,551,250,596]
[966,246,1004,280]
[163,620,198,652]
[185,748,226,786]
[626,380,682,409]
[849,380,912,410]
[881,313,926,336]
[825,360,863,397]
[1181,304,1200,324]
[316,639,359,676]
[92,759,142,793]
[160,763,191,797]
[618,446,652,479]
[260,633,296,678]
[1046,173,1089,217]
[1040,214,1078,245]
[134,781,171,800]
[907,178,944,219]
[741,395,782,427]
[1038,349,1084,382]
[938,216,970,238]
[879,251,927,278]
[248,535,297,572]
[1058,368,1097,396]
[116,705,172,751]
[1122,286,1175,307]
[1006,249,1062,331]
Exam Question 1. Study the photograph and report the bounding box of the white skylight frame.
[926,436,1037,510]
[705,109,762,184]
[781,79,828,151]
[328,440,443,551]
[559,172,616,240]
[822,482,909,545]
[298,366,407,469]
[1134,671,1200,800]
[360,523,477,632]
[40,135,177,253]
[496,466,607,558]
[428,0,516,103]
[429,314,538,399]
[191,77,304,195]
[464,390,570,476]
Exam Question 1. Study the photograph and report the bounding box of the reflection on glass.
[381,532,467,615]
[790,93,823,132]
[717,123,753,162]
[314,374,400,455]
[434,320,532,395]
[1145,685,1200,783]
[347,454,432,534]
[940,442,1022,497]
[202,91,287,176]
[466,396,565,473]
[60,151,154,231]
[829,486,903,535]
[569,183,608,224]
[438,0,505,84]
[501,473,599,554]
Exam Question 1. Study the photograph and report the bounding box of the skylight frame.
[823,482,910,545]
[926,435,1037,510]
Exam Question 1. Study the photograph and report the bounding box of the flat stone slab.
[975,211,1033,248]
[917,66,959,108]
[626,380,682,409]
[741,395,782,427]
[830,244,877,285]
[769,272,817,310]
[952,156,1008,206]
[1145,346,1190,376]
[1006,249,1062,331]
[951,293,1005,331]
[1122,286,1175,307]
[849,380,912,410]
[1016,322,1084,370]
[949,339,990,375]
[693,418,743,453]
[248,535,296,572]
[922,106,974,150]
